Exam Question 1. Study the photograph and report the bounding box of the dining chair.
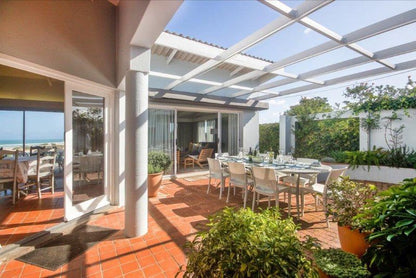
[20,148,56,199]
[226,162,253,208]
[300,167,348,227]
[207,158,229,199]
[251,167,291,210]
[296,158,319,164]
[0,150,19,204]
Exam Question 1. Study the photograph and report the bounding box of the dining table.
[0,156,38,184]
[218,156,328,220]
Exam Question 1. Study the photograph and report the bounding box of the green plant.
[345,147,387,171]
[148,152,171,174]
[327,176,377,228]
[354,178,416,277]
[314,248,370,278]
[381,146,416,169]
[180,207,317,277]
[330,150,348,163]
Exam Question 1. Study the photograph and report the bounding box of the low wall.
[345,165,416,185]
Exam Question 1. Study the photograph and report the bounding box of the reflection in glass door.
[72,92,105,204]
[148,109,175,175]
[221,113,239,155]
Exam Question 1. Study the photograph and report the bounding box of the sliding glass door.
[148,109,175,175]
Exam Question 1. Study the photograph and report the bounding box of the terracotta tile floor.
[0,178,340,278]
[0,190,64,246]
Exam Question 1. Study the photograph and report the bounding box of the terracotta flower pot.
[338,225,369,257]
[317,267,330,278]
[148,172,163,197]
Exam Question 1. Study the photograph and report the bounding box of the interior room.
[176,111,218,174]
[0,64,65,246]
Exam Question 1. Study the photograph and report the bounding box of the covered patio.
[0,177,339,278]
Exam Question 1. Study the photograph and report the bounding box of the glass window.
[0,110,23,152]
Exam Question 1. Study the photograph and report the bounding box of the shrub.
[327,177,377,228]
[314,248,370,278]
[354,178,416,277]
[148,152,171,174]
[330,150,348,163]
[344,147,386,170]
[181,207,316,277]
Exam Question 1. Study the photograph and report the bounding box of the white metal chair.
[0,150,19,204]
[226,162,253,208]
[207,158,229,199]
[20,149,56,199]
[251,167,291,210]
[300,167,347,227]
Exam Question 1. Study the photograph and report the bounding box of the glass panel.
[148,109,175,175]
[221,113,238,156]
[0,110,23,152]
[72,91,105,205]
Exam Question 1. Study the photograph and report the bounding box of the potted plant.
[314,248,370,278]
[327,176,377,257]
[148,151,171,197]
[354,178,416,277]
[179,207,317,277]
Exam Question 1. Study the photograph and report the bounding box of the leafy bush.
[354,178,416,277]
[344,147,386,170]
[330,150,349,163]
[380,146,416,168]
[314,248,370,278]
[327,177,377,227]
[259,123,279,154]
[181,207,316,277]
[148,152,171,174]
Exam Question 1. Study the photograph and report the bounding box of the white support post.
[124,70,149,237]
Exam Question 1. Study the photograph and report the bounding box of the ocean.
[0,139,64,147]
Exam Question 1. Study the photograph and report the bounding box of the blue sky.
[166,0,416,123]
[0,111,63,141]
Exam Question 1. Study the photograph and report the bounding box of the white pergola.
[150,0,416,102]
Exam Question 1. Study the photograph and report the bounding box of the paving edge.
[0,204,112,264]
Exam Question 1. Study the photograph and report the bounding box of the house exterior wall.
[241,111,260,151]
[0,0,116,87]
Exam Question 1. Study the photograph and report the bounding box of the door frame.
[64,82,115,221]
[149,104,240,177]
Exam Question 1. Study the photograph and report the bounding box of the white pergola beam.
[166,49,177,64]
[230,66,245,77]
[253,59,416,101]
[260,0,397,70]
[203,6,415,98]
[164,0,332,90]
[265,8,416,73]
[246,41,416,94]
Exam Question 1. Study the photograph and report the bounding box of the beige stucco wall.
[0,0,116,87]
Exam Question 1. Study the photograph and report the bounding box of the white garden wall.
[360,109,416,151]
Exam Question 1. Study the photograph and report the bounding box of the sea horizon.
[0,138,64,147]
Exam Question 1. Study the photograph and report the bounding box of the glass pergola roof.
[148,0,416,103]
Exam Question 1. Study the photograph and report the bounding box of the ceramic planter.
[338,225,369,257]
[148,172,163,197]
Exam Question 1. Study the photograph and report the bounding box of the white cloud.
[268,99,286,106]
[303,27,312,35]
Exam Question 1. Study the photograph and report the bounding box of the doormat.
[183,175,209,182]
[16,225,118,271]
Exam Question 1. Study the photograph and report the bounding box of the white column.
[125,70,148,237]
